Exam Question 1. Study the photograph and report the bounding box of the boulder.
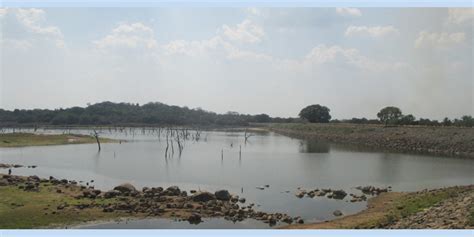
[104,190,121,199]
[164,186,181,196]
[192,192,216,202]
[332,190,347,199]
[187,213,202,224]
[333,210,343,216]
[215,190,231,201]
[113,183,137,193]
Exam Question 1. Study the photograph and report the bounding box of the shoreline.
[0,133,116,148]
[0,173,296,229]
[282,185,474,229]
[266,123,474,159]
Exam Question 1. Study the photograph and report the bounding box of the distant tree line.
[0,102,275,127]
[1,102,472,127]
[299,104,473,127]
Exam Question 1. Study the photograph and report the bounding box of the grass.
[373,188,461,228]
[0,133,115,148]
[0,182,131,228]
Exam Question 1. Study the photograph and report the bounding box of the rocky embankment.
[267,123,474,158]
[0,173,299,227]
[388,188,474,229]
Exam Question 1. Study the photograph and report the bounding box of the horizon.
[1,8,473,120]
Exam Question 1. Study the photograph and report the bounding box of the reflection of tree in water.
[299,140,330,153]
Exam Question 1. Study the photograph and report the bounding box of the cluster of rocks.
[1,173,299,226]
[295,186,390,204]
[356,186,391,196]
[388,188,474,229]
[0,174,44,191]
[0,164,24,169]
[295,188,348,200]
[98,184,298,226]
[44,180,294,226]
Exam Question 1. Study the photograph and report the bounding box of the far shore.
[0,133,116,148]
[265,123,474,159]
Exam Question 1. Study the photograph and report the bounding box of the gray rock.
[215,190,231,201]
[104,190,121,198]
[192,192,216,202]
[333,210,343,216]
[113,183,137,193]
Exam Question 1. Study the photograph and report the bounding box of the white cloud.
[94,22,157,50]
[304,45,406,72]
[336,8,362,17]
[447,8,474,24]
[1,8,65,49]
[345,25,399,38]
[414,31,465,48]
[221,19,265,44]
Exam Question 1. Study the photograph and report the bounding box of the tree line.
[298,104,474,127]
[0,102,472,127]
[0,102,274,126]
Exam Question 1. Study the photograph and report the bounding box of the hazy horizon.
[1,8,473,120]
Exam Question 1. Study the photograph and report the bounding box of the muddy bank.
[267,123,474,158]
[283,185,474,229]
[0,173,298,228]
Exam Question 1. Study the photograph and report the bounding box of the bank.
[265,123,474,158]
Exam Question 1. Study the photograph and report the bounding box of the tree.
[377,106,402,125]
[442,117,452,126]
[299,104,331,123]
[399,114,415,125]
[254,114,271,123]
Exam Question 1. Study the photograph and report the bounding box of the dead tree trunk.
[93,129,101,151]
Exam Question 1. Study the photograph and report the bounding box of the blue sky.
[1,7,473,119]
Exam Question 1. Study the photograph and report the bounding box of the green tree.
[299,104,331,123]
[399,114,415,125]
[377,106,402,125]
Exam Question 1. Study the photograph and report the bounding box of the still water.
[1,128,473,228]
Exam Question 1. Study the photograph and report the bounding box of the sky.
[0,7,473,119]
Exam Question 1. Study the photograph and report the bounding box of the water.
[1,128,473,228]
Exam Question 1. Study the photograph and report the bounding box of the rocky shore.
[387,187,474,229]
[284,185,474,229]
[0,173,299,228]
[267,123,474,158]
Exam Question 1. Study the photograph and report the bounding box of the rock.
[297,218,304,224]
[57,203,67,210]
[238,198,246,203]
[333,210,343,216]
[192,192,216,202]
[0,179,8,186]
[104,190,121,199]
[331,190,347,199]
[113,183,137,193]
[103,206,114,212]
[215,190,231,201]
[165,186,181,196]
[24,182,38,191]
[187,213,202,224]
[28,175,40,182]
[296,191,306,198]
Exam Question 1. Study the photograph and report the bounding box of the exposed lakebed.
[1,128,473,228]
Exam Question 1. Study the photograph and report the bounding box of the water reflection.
[298,140,330,153]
